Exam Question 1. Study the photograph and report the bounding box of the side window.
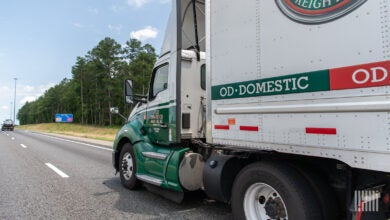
[201,64,206,90]
[150,64,169,100]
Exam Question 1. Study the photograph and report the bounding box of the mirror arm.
[117,113,128,121]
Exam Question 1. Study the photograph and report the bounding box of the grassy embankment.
[17,123,120,142]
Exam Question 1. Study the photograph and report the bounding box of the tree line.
[17,37,156,126]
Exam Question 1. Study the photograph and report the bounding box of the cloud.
[88,7,99,14]
[20,96,36,104]
[13,82,55,105]
[0,82,55,122]
[38,83,56,94]
[21,85,34,93]
[73,23,84,28]
[159,0,170,4]
[111,5,123,13]
[130,26,158,41]
[18,83,54,105]
[0,86,10,93]
[127,0,170,8]
[127,0,151,8]
[108,24,123,34]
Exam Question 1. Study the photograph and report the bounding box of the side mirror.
[125,80,135,105]
[124,79,147,104]
[110,107,119,114]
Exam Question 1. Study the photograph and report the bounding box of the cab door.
[144,63,172,145]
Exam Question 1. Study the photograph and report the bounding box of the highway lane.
[0,130,232,219]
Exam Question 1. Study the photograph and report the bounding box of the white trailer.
[113,0,390,219]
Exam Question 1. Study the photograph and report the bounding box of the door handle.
[160,123,168,129]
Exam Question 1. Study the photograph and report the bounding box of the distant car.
[1,119,14,131]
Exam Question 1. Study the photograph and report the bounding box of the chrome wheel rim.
[244,183,288,220]
[121,152,134,181]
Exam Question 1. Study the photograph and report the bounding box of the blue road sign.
[55,114,74,123]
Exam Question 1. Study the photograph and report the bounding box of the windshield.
[4,119,13,125]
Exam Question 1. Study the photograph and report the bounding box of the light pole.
[13,78,17,123]
[10,102,12,119]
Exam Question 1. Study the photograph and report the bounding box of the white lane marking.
[38,134,112,152]
[20,144,27,148]
[45,163,69,178]
[11,137,15,140]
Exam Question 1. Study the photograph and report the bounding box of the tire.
[119,143,141,190]
[293,166,340,220]
[231,161,321,220]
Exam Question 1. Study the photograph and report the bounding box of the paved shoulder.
[21,130,113,148]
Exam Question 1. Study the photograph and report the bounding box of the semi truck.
[112,0,390,219]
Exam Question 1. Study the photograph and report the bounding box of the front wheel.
[119,143,141,190]
[231,161,321,220]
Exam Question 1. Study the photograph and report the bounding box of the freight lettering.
[352,67,388,84]
[219,76,310,98]
[329,61,390,90]
[276,0,367,24]
[293,0,342,10]
[212,70,330,100]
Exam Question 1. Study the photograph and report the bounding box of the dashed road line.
[20,144,27,148]
[45,163,69,178]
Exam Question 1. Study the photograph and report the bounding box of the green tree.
[17,37,157,126]
[89,37,124,126]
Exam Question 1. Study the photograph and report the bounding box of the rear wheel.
[231,161,321,220]
[293,166,340,220]
[119,143,141,189]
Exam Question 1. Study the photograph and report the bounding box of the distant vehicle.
[1,119,14,131]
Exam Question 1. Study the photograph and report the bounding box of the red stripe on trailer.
[214,125,230,130]
[330,60,390,90]
[306,127,337,135]
[240,126,259,132]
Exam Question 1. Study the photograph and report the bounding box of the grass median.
[17,123,120,142]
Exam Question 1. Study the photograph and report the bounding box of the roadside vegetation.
[17,38,156,126]
[17,123,120,142]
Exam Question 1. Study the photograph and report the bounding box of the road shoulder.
[23,130,113,148]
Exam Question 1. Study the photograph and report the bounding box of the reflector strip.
[240,126,259,132]
[214,125,230,130]
[306,127,337,135]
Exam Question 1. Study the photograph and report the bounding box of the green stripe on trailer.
[212,70,329,100]
[211,60,390,100]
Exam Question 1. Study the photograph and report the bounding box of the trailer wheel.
[293,165,340,220]
[119,143,141,190]
[231,161,321,220]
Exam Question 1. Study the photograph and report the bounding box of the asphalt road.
[0,130,232,220]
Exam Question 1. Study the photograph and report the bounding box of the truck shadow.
[102,177,232,219]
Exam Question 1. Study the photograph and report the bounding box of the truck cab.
[112,0,207,195]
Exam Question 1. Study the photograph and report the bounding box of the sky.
[0,0,171,124]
